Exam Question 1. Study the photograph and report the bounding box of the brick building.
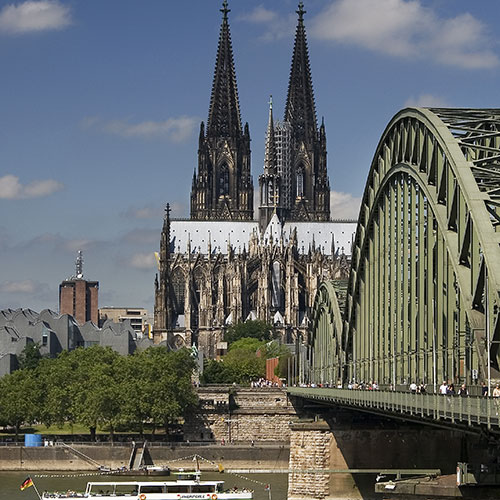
[59,251,99,325]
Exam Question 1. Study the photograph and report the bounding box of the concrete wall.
[184,387,297,443]
[0,444,289,471]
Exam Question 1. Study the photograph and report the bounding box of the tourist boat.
[41,471,253,500]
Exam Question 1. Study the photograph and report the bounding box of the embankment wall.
[0,444,289,471]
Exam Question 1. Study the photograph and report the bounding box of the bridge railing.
[287,387,500,429]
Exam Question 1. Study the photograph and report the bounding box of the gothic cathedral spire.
[285,2,317,144]
[191,1,253,221]
[285,2,330,222]
[259,97,282,230]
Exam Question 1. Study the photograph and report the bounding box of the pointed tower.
[258,97,282,230]
[284,2,330,221]
[190,1,253,221]
[154,203,172,332]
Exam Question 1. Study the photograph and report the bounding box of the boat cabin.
[84,480,224,496]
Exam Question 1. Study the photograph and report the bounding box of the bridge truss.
[310,108,500,390]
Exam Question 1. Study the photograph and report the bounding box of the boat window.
[140,486,165,493]
[191,485,214,493]
[115,484,140,495]
[166,486,190,493]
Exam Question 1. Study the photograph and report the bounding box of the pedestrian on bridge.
[458,384,468,397]
[439,381,448,395]
[481,382,488,397]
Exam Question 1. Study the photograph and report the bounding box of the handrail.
[287,387,500,429]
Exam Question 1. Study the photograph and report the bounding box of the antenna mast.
[75,250,84,279]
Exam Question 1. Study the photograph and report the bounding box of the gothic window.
[219,164,229,196]
[193,267,204,306]
[298,272,306,312]
[171,268,185,314]
[271,261,284,312]
[297,166,304,197]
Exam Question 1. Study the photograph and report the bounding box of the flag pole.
[31,479,42,500]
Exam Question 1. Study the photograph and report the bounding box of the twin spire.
[208,0,317,141]
[192,1,328,224]
[285,1,318,142]
[206,0,242,137]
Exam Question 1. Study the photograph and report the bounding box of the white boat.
[41,471,253,500]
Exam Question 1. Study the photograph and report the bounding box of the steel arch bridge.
[308,108,500,391]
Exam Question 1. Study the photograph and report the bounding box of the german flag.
[20,477,34,491]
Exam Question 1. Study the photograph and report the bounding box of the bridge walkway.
[287,387,500,431]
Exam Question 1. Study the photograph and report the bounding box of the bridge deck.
[287,387,500,431]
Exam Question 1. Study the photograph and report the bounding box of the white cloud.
[330,191,361,220]
[404,94,448,108]
[83,115,199,143]
[129,252,157,270]
[0,279,38,293]
[122,205,163,220]
[238,5,277,23]
[310,0,499,69]
[0,174,63,199]
[238,6,295,41]
[64,239,94,252]
[0,0,71,34]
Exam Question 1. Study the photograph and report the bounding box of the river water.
[0,472,288,500]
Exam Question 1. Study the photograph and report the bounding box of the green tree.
[68,346,122,441]
[224,320,272,345]
[18,342,42,371]
[0,369,39,440]
[201,338,266,384]
[120,347,197,435]
[200,358,233,384]
[36,355,75,429]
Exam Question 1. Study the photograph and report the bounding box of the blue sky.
[1,0,499,314]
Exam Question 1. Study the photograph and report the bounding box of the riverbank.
[0,443,290,471]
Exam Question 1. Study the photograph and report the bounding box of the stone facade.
[288,423,331,500]
[286,412,489,500]
[153,3,357,355]
[184,387,298,443]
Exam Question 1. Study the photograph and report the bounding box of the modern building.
[154,2,357,356]
[99,307,150,335]
[0,308,154,376]
[59,251,99,325]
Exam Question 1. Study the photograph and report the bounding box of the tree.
[36,355,75,429]
[224,320,272,345]
[120,347,198,435]
[201,338,266,384]
[0,369,39,440]
[68,346,122,441]
[17,342,42,371]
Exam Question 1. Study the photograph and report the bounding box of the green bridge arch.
[310,108,500,389]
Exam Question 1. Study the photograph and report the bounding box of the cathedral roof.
[263,212,282,243]
[206,1,242,138]
[169,218,356,256]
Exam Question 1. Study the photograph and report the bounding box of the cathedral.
[154,2,356,356]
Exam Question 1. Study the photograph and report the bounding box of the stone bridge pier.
[287,408,490,500]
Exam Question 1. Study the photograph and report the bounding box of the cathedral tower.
[285,2,330,221]
[258,97,282,230]
[190,1,253,221]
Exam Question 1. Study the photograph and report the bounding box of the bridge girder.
[308,281,344,385]
[309,108,500,389]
